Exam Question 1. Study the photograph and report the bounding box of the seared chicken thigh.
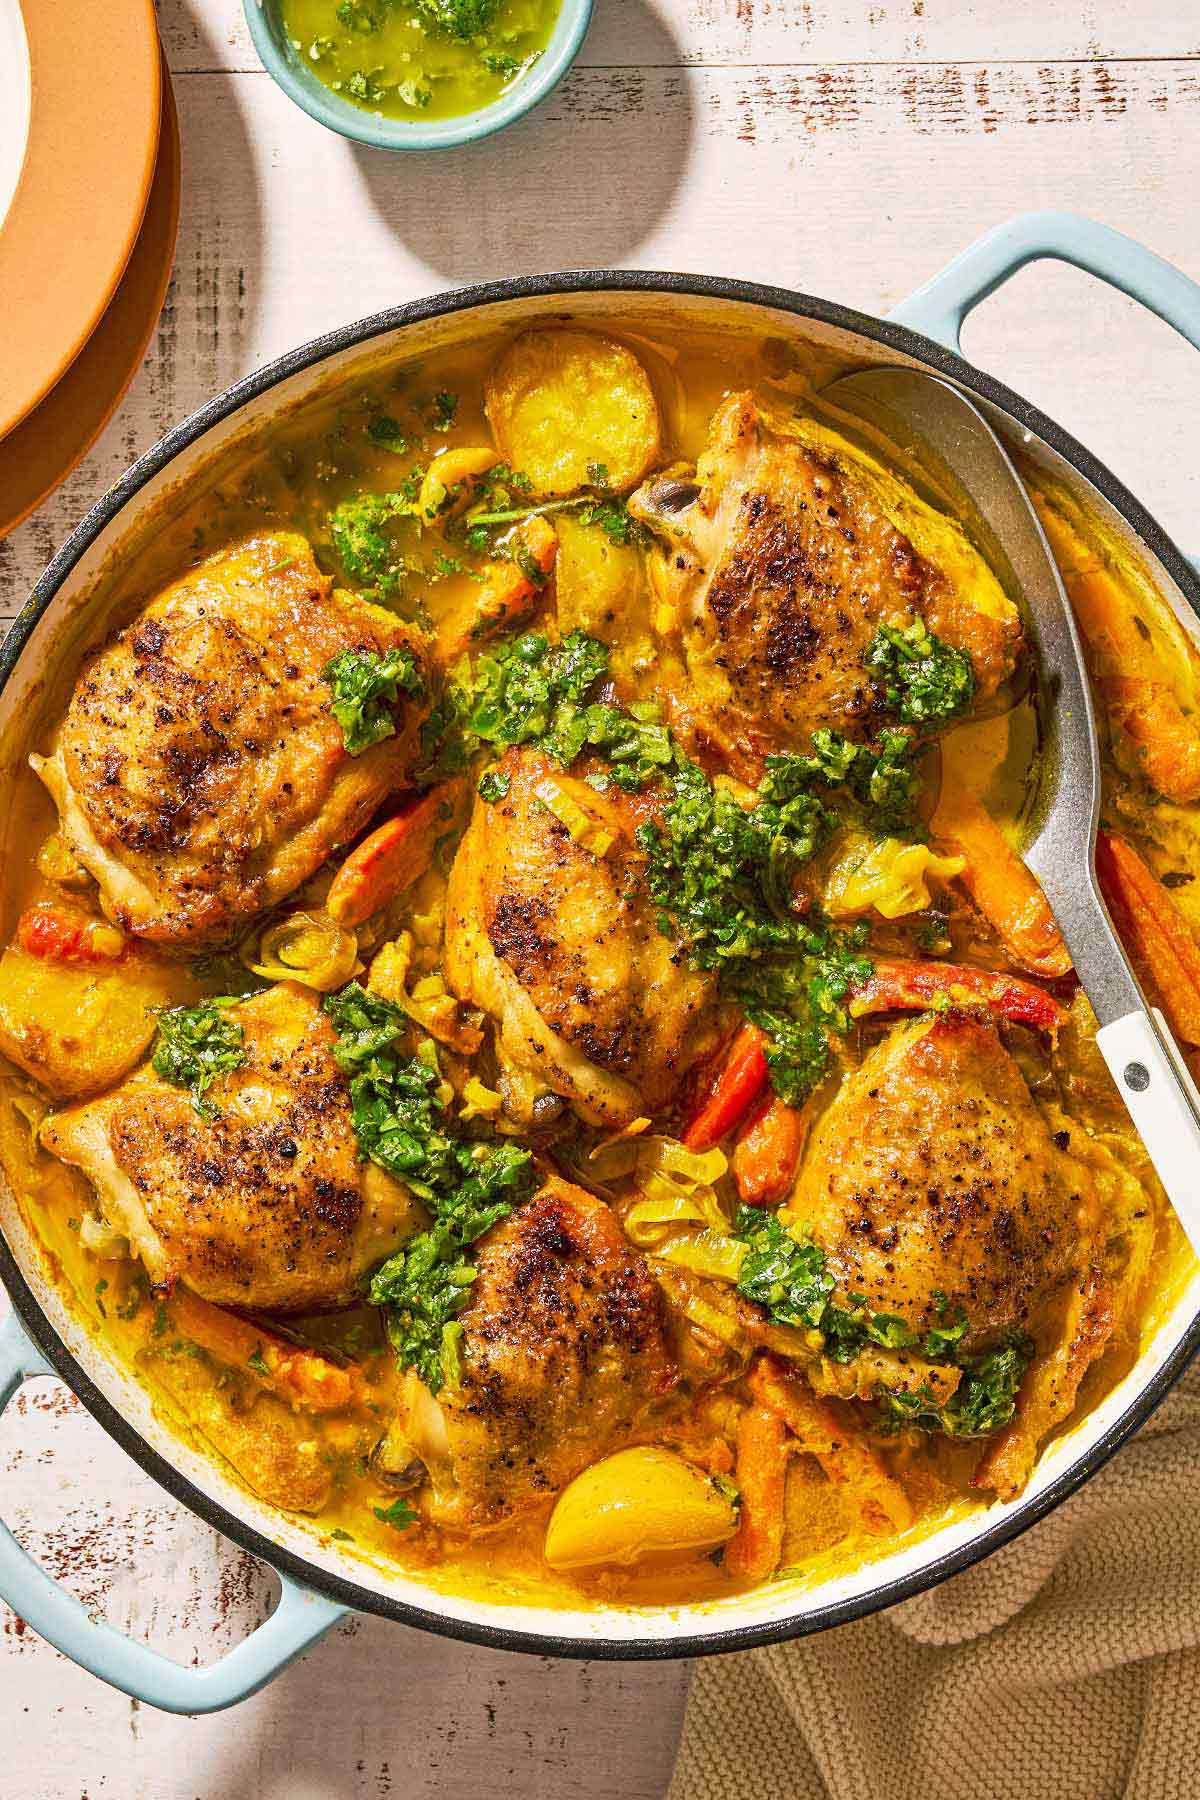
[379,1178,678,1530]
[444,748,721,1127]
[41,982,416,1313]
[791,1011,1097,1345]
[630,393,1021,768]
[33,533,429,945]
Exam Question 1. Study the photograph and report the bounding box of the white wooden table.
[2,0,1199,1791]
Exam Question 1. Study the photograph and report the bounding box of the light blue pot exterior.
[886,209,1200,576]
[243,0,593,151]
[0,1309,347,1713]
[3,209,1200,1710]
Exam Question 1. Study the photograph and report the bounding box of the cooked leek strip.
[620,1135,732,1246]
[368,934,483,1055]
[654,1229,746,1284]
[624,1191,714,1248]
[459,1077,503,1122]
[244,910,360,993]
[823,834,967,921]
[533,776,615,858]
[638,1138,728,1187]
[678,1291,746,1350]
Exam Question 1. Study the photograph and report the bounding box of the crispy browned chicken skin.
[381,1177,678,1530]
[790,1010,1097,1347]
[41,982,415,1313]
[444,747,721,1126]
[630,393,1022,768]
[33,532,429,945]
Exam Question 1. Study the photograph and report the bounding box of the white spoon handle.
[1096,1009,1200,1249]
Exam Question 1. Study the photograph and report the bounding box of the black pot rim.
[3,267,1199,1664]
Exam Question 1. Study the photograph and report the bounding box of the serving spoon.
[826,365,1200,1246]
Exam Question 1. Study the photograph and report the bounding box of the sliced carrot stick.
[683,1023,770,1151]
[1096,831,1200,1046]
[722,1403,790,1583]
[932,780,1071,977]
[1062,564,1200,804]
[327,780,463,928]
[437,516,558,662]
[732,1095,808,1207]
[849,956,1066,1036]
[166,1288,360,1414]
[751,1356,913,1536]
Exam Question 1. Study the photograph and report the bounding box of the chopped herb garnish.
[637,749,880,1102]
[734,1211,1027,1436]
[366,414,410,454]
[427,390,460,431]
[327,490,420,596]
[574,493,650,549]
[330,1527,355,1542]
[372,1495,419,1530]
[248,1347,270,1377]
[324,984,535,1391]
[477,768,511,803]
[152,1001,245,1120]
[346,68,388,104]
[115,1271,149,1323]
[413,0,499,38]
[322,645,424,756]
[877,1340,1034,1438]
[734,1209,833,1329]
[864,621,976,726]
[336,0,385,30]
[94,1278,109,1318]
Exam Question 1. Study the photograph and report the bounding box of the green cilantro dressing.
[280,0,562,122]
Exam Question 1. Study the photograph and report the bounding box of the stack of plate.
[0,0,180,539]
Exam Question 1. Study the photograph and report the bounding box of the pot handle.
[889,212,1200,579]
[0,1307,348,1713]
[888,210,1200,359]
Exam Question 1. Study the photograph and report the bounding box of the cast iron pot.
[2,210,1199,1712]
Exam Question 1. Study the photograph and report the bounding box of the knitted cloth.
[671,1368,1200,1800]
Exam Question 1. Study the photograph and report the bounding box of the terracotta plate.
[0,67,180,542]
[0,0,161,441]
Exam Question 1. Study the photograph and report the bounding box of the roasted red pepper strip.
[733,1095,808,1207]
[15,904,126,964]
[849,956,1066,1035]
[682,1023,770,1150]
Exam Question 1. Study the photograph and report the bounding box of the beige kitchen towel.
[671,1367,1200,1800]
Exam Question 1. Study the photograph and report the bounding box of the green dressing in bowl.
[278,0,562,122]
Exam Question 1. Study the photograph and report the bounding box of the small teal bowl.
[243,0,593,151]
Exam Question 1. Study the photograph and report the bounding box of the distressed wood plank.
[160,0,1200,73]
[3,53,1199,628]
[4,5,1200,1793]
[0,1302,689,1800]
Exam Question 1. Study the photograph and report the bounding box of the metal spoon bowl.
[826,365,1200,1240]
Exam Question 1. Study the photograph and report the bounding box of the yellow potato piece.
[555,513,656,683]
[0,946,178,1099]
[544,1446,737,1571]
[485,329,661,496]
